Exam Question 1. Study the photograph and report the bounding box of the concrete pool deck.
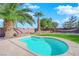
[0,36,79,56]
[0,36,36,56]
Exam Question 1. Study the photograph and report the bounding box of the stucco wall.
[0,28,35,37]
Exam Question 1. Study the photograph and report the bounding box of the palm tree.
[34,12,43,33]
[0,3,34,38]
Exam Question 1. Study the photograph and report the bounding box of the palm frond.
[34,11,43,17]
[0,3,34,26]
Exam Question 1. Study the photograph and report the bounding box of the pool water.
[20,36,68,56]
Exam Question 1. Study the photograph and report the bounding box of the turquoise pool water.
[20,36,68,56]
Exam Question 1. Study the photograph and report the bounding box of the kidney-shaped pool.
[20,36,69,56]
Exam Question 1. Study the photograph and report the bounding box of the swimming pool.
[20,36,68,56]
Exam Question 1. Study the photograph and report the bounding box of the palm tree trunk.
[37,17,41,33]
[4,20,15,38]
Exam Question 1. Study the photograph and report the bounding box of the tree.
[52,22,58,29]
[40,18,50,29]
[40,18,52,29]
[64,16,77,29]
[40,18,58,30]
[0,3,34,38]
[76,20,79,29]
[47,18,53,29]
[40,18,48,29]
[34,11,43,32]
[63,22,70,29]
[52,22,58,32]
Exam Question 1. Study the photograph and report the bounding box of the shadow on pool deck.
[0,38,36,56]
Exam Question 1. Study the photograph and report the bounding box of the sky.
[0,3,79,28]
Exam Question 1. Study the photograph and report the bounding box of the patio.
[0,37,35,56]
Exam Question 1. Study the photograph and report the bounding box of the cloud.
[28,5,40,9]
[28,12,35,18]
[53,19,60,24]
[56,5,79,15]
[23,3,40,9]
[25,3,31,6]
[0,19,4,27]
[63,17,69,22]
[0,19,4,22]
[55,4,79,28]
[28,12,34,16]
[78,3,79,5]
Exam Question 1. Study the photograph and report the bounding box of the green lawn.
[34,33,79,43]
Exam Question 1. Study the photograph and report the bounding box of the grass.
[34,33,79,43]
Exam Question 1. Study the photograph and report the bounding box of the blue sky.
[0,3,79,28]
